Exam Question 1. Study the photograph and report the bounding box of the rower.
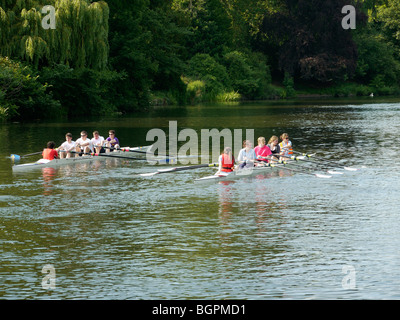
[254,136,272,165]
[237,140,256,169]
[75,131,92,157]
[105,130,120,152]
[267,135,280,161]
[91,130,105,153]
[279,133,293,159]
[57,133,75,158]
[216,147,235,175]
[42,141,59,160]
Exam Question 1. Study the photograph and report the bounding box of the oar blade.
[344,167,359,171]
[10,154,21,161]
[327,170,344,175]
[315,173,332,179]
[139,172,159,177]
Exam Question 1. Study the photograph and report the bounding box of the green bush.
[186,79,206,104]
[283,72,296,98]
[222,50,272,99]
[354,29,400,86]
[0,56,61,120]
[187,53,230,87]
[216,91,241,102]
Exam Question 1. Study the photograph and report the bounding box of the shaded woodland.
[1,0,400,120]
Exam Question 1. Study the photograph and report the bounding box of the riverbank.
[2,80,399,123]
[149,81,400,106]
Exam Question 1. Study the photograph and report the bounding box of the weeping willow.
[0,0,109,70]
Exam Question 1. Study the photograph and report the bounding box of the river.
[1,97,400,299]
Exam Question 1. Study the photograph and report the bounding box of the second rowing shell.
[194,163,292,182]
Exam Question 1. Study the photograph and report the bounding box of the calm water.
[1,97,400,299]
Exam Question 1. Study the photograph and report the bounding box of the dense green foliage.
[1,0,400,120]
[0,56,61,120]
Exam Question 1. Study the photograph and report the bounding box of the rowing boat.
[12,145,156,171]
[194,162,292,182]
[194,155,337,182]
[12,156,103,171]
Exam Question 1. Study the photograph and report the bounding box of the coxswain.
[42,141,59,160]
[217,147,235,175]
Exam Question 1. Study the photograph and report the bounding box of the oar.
[292,151,359,171]
[64,151,164,162]
[9,151,43,161]
[275,156,344,175]
[275,158,342,175]
[104,146,201,160]
[102,146,152,155]
[272,161,332,179]
[139,163,218,177]
[252,160,332,178]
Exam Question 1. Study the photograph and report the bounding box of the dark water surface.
[1,97,400,299]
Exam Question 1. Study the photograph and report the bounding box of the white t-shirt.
[237,148,256,162]
[60,140,75,151]
[91,136,104,147]
[75,138,93,151]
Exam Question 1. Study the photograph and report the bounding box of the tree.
[0,56,61,120]
[260,0,367,83]
[376,0,400,58]
[0,0,109,70]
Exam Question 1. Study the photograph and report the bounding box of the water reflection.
[41,167,56,196]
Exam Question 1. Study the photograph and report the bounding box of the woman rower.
[237,140,256,169]
[216,147,235,175]
[42,141,59,160]
[254,136,272,165]
[57,133,75,158]
[267,135,280,161]
[279,133,293,159]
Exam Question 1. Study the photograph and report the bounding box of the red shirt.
[42,149,59,160]
[254,145,272,162]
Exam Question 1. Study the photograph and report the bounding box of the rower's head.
[223,147,232,155]
[47,141,56,149]
[268,135,279,145]
[65,133,72,141]
[93,130,100,138]
[280,133,290,142]
[80,131,88,139]
[108,130,116,137]
[257,137,266,146]
[243,140,253,149]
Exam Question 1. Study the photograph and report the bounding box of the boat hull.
[194,163,293,182]
[12,145,154,171]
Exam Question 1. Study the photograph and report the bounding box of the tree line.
[1,0,400,121]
